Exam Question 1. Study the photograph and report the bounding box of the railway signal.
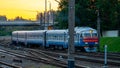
[103,45,108,68]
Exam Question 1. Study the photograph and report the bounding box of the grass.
[100,37,120,53]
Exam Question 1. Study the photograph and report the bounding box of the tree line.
[55,0,120,31]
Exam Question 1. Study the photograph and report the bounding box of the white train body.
[12,27,98,52]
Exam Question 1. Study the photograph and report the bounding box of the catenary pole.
[45,0,47,30]
[68,0,75,68]
[97,9,100,52]
[48,1,51,28]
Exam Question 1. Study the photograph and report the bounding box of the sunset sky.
[0,0,59,20]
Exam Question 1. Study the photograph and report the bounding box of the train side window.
[39,35,41,39]
[50,35,52,40]
[59,36,61,40]
[61,35,64,40]
[54,35,56,40]
[49,35,51,39]
[58,35,60,40]
[51,35,53,39]
[74,35,77,41]
[59,35,62,40]
[59,35,61,40]
[52,35,55,40]
[48,34,51,40]
[50,35,52,39]
[56,35,58,40]
[48,35,50,40]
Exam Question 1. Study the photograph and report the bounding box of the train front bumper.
[84,46,97,52]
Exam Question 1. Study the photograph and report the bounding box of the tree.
[56,0,68,29]
[117,0,120,36]
[14,16,28,21]
[96,0,119,30]
[56,0,120,30]
[56,0,97,29]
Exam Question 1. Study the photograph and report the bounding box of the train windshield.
[83,33,97,38]
[92,33,97,37]
[84,33,91,37]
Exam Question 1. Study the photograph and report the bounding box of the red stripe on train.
[83,37,98,42]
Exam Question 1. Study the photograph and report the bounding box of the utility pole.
[68,0,75,68]
[40,13,42,29]
[52,10,55,29]
[48,1,51,28]
[97,9,100,52]
[45,0,47,30]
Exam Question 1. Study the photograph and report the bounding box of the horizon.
[0,0,59,21]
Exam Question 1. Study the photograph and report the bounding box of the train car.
[12,31,26,44]
[45,30,68,49]
[25,30,46,46]
[12,27,98,52]
[12,30,46,47]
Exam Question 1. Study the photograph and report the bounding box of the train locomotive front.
[75,27,98,52]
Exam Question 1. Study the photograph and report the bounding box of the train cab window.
[92,33,97,37]
[80,34,82,37]
[83,33,91,37]
[55,36,58,40]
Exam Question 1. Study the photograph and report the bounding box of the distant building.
[102,30,119,37]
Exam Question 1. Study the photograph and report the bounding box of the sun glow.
[0,0,58,20]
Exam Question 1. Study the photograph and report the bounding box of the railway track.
[0,60,22,68]
[30,48,120,66]
[0,37,120,68]
[75,52,120,61]
[0,48,65,68]
[0,46,88,68]
[27,49,88,68]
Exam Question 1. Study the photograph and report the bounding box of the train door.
[43,31,47,48]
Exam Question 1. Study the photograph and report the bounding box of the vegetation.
[0,26,40,36]
[56,0,120,31]
[100,37,120,52]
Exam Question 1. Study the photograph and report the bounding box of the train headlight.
[95,42,98,44]
[85,42,88,44]
[89,30,93,33]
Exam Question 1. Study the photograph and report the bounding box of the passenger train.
[12,27,98,52]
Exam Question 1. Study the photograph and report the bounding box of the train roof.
[12,27,97,34]
[75,27,97,33]
[46,30,68,34]
[12,30,47,34]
